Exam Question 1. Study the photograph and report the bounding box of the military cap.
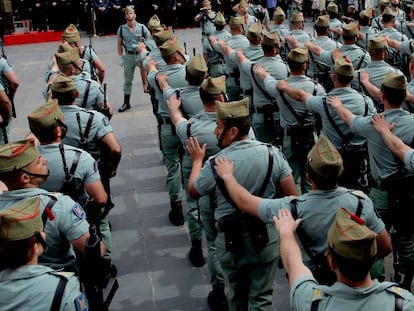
[0,197,43,241]
[383,6,396,17]
[359,9,373,19]
[382,71,407,90]
[368,36,388,50]
[247,22,263,39]
[55,46,80,66]
[201,0,211,7]
[62,24,80,44]
[307,135,344,179]
[273,6,285,18]
[334,56,354,76]
[201,75,226,94]
[288,47,308,63]
[342,21,359,36]
[262,31,281,47]
[291,12,304,22]
[327,1,339,13]
[125,5,135,14]
[51,74,76,93]
[147,15,161,31]
[214,12,226,26]
[315,14,330,27]
[159,37,182,57]
[187,54,208,78]
[0,139,40,172]
[239,0,248,7]
[229,16,245,28]
[153,27,174,45]
[28,99,64,133]
[379,0,390,6]
[57,42,73,53]
[327,208,377,261]
[216,97,249,120]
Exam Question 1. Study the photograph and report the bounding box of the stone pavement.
[6,22,398,311]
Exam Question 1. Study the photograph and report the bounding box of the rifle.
[99,83,112,119]
[0,39,16,118]
[88,35,98,82]
[79,221,118,311]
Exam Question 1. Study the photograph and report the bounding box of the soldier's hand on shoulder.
[214,156,234,180]
[253,64,269,80]
[276,80,288,91]
[187,137,206,162]
[167,93,181,111]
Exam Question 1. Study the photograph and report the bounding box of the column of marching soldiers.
[3,0,414,309]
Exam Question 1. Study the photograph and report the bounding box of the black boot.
[189,239,205,267]
[169,200,184,226]
[118,94,131,112]
[207,283,228,311]
[392,270,414,291]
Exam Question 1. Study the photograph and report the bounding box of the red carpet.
[4,31,64,46]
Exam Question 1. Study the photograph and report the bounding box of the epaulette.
[52,270,74,279]
[386,285,408,299]
[350,190,365,199]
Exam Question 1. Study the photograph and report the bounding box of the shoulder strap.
[258,144,274,197]
[81,80,91,108]
[363,95,369,116]
[186,120,192,139]
[50,276,68,311]
[76,111,94,147]
[58,143,71,181]
[322,97,353,143]
[209,158,237,207]
[279,90,307,124]
[355,49,367,70]
[41,195,58,225]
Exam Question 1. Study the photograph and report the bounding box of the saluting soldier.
[0,139,104,271]
[166,76,228,310]
[326,1,343,41]
[283,12,313,56]
[269,6,289,38]
[117,5,151,112]
[233,0,259,35]
[147,36,189,226]
[194,0,217,44]
[0,198,89,310]
[187,98,298,310]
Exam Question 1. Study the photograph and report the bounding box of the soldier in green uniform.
[0,197,88,311]
[187,98,298,310]
[213,135,392,285]
[269,7,289,38]
[62,24,106,84]
[255,47,326,194]
[202,12,231,78]
[167,75,229,310]
[284,13,313,56]
[371,0,390,31]
[117,5,151,112]
[357,9,378,50]
[147,36,189,226]
[273,207,414,310]
[326,1,343,41]
[194,0,217,44]
[27,99,111,263]
[329,72,414,290]
[0,139,104,270]
[209,16,249,101]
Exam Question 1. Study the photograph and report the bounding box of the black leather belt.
[159,117,172,125]
[255,105,274,113]
[243,89,252,96]
[202,32,210,36]
[126,50,138,55]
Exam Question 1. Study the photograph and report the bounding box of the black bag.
[262,104,276,129]
[218,213,244,254]
[289,123,315,155]
[382,169,414,213]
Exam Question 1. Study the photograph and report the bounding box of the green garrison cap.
[51,74,76,93]
[216,97,249,120]
[153,27,174,45]
[215,12,226,26]
[342,21,359,36]
[383,6,397,16]
[288,47,308,63]
[55,46,80,65]
[159,36,181,57]
[62,24,80,44]
[334,56,354,76]
[187,53,208,78]
[239,0,248,7]
[291,12,304,22]
[315,14,330,27]
[327,1,339,13]
[307,135,344,179]
[328,208,377,261]
[262,31,281,47]
[273,6,286,19]
[379,0,391,6]
[28,99,64,132]
[201,75,226,94]
[368,36,388,50]
[125,5,135,14]
[147,15,161,31]
[247,22,263,39]
[0,139,40,172]
[0,197,43,241]
[229,16,244,28]
[359,9,373,19]
[382,71,407,90]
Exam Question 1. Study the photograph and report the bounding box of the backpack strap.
[50,276,68,311]
[81,80,91,108]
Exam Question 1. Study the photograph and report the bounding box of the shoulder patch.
[103,117,110,126]
[74,293,89,311]
[312,288,322,301]
[72,203,86,219]
[351,190,365,198]
[55,271,73,278]
[386,286,406,299]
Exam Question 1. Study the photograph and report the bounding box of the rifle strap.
[41,195,58,225]
[355,49,367,70]
[50,277,68,311]
[76,111,94,147]
[81,80,91,108]
[250,63,276,103]
[322,98,354,143]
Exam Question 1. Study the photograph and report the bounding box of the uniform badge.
[103,117,110,126]
[74,293,88,311]
[72,203,86,219]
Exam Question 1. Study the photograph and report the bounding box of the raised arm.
[277,80,312,103]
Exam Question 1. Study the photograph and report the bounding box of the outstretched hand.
[214,156,234,180]
[371,114,394,133]
[187,137,206,162]
[273,209,301,236]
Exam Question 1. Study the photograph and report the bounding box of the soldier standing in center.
[117,5,151,112]
[187,98,297,310]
